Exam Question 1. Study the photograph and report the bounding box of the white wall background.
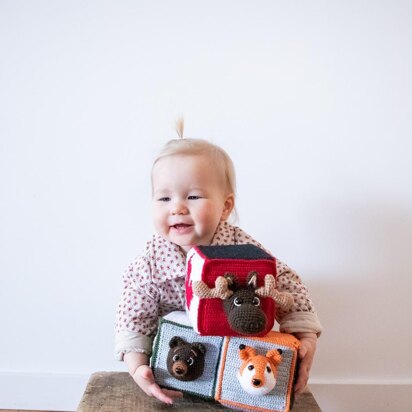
[1,1,411,411]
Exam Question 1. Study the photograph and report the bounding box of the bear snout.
[172,361,188,377]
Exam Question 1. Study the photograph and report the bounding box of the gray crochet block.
[215,334,299,412]
[151,317,224,399]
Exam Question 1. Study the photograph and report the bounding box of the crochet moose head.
[237,344,283,396]
[193,271,293,335]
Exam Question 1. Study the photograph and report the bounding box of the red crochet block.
[185,244,277,337]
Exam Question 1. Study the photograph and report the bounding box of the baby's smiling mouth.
[172,223,192,229]
[171,223,194,234]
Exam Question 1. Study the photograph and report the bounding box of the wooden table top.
[77,372,321,412]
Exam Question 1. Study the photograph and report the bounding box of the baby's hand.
[294,332,317,394]
[132,364,183,404]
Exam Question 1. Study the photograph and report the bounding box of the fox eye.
[248,365,254,370]
[266,366,271,373]
[172,354,179,362]
[252,297,260,306]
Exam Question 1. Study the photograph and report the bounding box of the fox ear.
[266,349,282,366]
[239,345,256,361]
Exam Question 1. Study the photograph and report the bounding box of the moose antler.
[255,274,294,310]
[193,276,234,300]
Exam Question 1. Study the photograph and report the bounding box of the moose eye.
[266,366,271,373]
[187,357,194,366]
[234,297,243,306]
[172,355,179,362]
[248,364,254,370]
[252,297,260,306]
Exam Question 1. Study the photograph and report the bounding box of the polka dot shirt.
[115,221,321,358]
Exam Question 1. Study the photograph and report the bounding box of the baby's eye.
[158,197,171,202]
[187,195,201,200]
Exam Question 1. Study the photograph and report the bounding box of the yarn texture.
[151,312,300,411]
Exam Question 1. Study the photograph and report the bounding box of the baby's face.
[152,154,234,253]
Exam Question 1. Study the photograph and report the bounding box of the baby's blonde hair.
[152,119,237,217]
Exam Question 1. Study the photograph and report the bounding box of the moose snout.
[228,306,267,335]
[246,319,265,332]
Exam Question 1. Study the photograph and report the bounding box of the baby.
[115,122,322,404]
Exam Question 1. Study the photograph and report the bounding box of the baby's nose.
[170,202,188,215]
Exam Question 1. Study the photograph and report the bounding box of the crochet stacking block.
[185,244,277,336]
[215,332,300,412]
[151,313,224,399]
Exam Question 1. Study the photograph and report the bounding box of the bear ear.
[192,342,206,355]
[169,336,185,349]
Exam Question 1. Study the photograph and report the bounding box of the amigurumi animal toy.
[237,344,283,396]
[166,336,206,381]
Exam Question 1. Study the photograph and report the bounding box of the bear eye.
[187,357,194,366]
[266,366,271,373]
[234,297,243,306]
[248,364,254,370]
[172,354,179,362]
[252,297,260,306]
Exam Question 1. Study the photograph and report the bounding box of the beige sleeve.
[114,330,153,360]
[275,260,322,336]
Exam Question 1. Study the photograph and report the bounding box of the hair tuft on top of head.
[175,117,184,139]
[152,122,238,222]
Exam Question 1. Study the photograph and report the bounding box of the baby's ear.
[221,193,235,221]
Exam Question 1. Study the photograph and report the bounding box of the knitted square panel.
[215,332,300,412]
[151,317,224,399]
[185,244,277,336]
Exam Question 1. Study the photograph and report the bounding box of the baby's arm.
[275,261,322,392]
[293,332,317,393]
[115,250,183,404]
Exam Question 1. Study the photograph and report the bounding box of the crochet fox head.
[237,344,283,396]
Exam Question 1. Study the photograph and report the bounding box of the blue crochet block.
[215,333,300,412]
[151,314,224,399]
[151,312,300,411]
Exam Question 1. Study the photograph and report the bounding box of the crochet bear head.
[237,344,283,396]
[166,336,206,381]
